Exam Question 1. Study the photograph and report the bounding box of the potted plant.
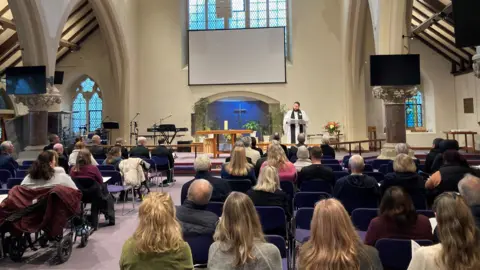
[243,120,260,137]
[192,97,209,142]
[263,104,287,142]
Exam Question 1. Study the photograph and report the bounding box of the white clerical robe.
[283,110,309,144]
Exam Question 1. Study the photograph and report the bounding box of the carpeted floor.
[1,176,191,270]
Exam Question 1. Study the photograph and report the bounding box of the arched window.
[405,91,423,128]
[72,77,103,134]
[188,0,289,55]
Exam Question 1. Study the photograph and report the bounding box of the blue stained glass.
[72,93,87,133]
[208,0,224,29]
[405,92,423,128]
[80,77,94,92]
[88,93,103,132]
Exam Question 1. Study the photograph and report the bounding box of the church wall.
[135,0,347,142]
[454,73,480,147]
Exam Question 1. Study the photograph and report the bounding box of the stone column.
[373,86,417,159]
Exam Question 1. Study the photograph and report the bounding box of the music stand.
[103,121,120,145]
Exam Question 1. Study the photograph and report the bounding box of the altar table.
[196,130,252,157]
[444,131,477,153]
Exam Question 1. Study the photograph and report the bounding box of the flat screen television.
[452,0,480,47]
[370,54,420,86]
[54,71,64,85]
[6,66,47,95]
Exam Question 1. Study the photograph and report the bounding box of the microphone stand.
[130,113,140,145]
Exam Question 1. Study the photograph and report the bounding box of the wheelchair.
[0,194,89,263]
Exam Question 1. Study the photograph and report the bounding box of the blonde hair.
[434,192,480,270]
[267,143,288,169]
[225,147,252,176]
[254,165,280,193]
[133,192,184,254]
[298,199,363,270]
[214,192,265,266]
[393,154,417,173]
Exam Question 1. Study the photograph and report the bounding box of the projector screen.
[188,27,286,85]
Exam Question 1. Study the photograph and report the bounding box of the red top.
[364,214,434,246]
[70,164,103,185]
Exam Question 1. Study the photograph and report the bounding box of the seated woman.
[251,137,263,156]
[208,192,282,269]
[298,198,382,270]
[381,154,425,199]
[69,142,98,166]
[103,146,122,170]
[364,186,433,246]
[21,150,77,190]
[424,138,443,174]
[320,138,335,159]
[426,150,473,195]
[221,146,257,185]
[247,165,291,221]
[261,142,296,183]
[70,149,103,184]
[408,192,480,270]
[293,146,311,172]
[120,192,193,269]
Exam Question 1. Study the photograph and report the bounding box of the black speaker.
[54,71,64,84]
[452,0,480,47]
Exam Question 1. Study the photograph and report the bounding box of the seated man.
[43,134,60,151]
[129,137,150,159]
[53,143,69,173]
[181,155,231,203]
[320,138,336,159]
[176,179,219,236]
[151,138,174,183]
[334,155,379,213]
[297,146,335,188]
[458,174,480,229]
[114,137,129,159]
[242,136,261,164]
[0,141,18,174]
[89,135,106,159]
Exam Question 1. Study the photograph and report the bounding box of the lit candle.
[224,120,228,130]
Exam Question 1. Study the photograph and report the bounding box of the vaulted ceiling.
[0,0,99,75]
[411,0,476,75]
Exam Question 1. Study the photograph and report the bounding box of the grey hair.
[92,135,101,142]
[395,143,410,155]
[115,137,124,144]
[458,174,480,206]
[296,146,309,160]
[0,141,12,153]
[234,140,244,147]
[349,155,365,172]
[187,179,213,205]
[137,137,147,144]
[53,143,63,151]
[321,138,330,145]
[242,136,252,147]
[297,133,306,144]
[194,155,211,172]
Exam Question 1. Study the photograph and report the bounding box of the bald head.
[92,135,101,144]
[187,179,213,205]
[458,174,480,206]
[53,143,64,154]
[349,155,365,173]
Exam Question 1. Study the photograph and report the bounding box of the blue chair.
[265,235,289,270]
[294,192,331,209]
[294,207,314,242]
[324,164,343,171]
[227,179,252,193]
[256,206,287,237]
[92,154,107,160]
[150,156,172,187]
[280,181,295,200]
[300,180,333,194]
[15,170,27,178]
[364,172,385,182]
[337,191,379,215]
[321,159,339,165]
[416,209,435,218]
[0,169,12,186]
[7,178,23,189]
[334,171,349,180]
[22,160,34,166]
[18,165,30,171]
[184,234,213,267]
[372,159,391,170]
[95,159,105,165]
[0,189,8,194]
[375,239,433,270]
[206,202,224,217]
[97,165,115,171]
[379,164,390,175]
[103,170,134,215]
[351,208,378,231]
[363,164,374,172]
[342,155,352,167]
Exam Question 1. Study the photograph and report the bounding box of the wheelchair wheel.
[56,234,73,264]
[9,237,25,262]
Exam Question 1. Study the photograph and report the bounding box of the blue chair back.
[256,206,286,236]
[22,160,34,166]
[372,159,391,170]
[95,159,105,165]
[184,234,213,266]
[7,178,23,189]
[321,159,339,165]
[363,164,374,172]
[151,156,170,168]
[324,164,343,171]
[280,181,295,200]
[101,170,122,185]
[295,207,314,230]
[0,169,12,185]
[351,208,378,231]
[416,209,435,218]
[206,202,224,217]
[265,235,287,258]
[322,155,334,159]
[141,158,156,171]
[294,192,331,209]
[379,164,390,175]
[334,171,349,180]
[227,179,252,193]
[97,165,115,171]
[364,172,385,182]
[15,170,27,178]
[18,165,30,171]
[337,187,379,214]
[375,239,433,270]
[300,180,333,194]
[342,155,351,167]
[92,154,107,160]
[411,193,427,210]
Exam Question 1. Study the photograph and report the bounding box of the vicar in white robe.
[283,102,309,144]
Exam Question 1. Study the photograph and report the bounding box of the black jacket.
[297,164,335,188]
[89,145,106,159]
[424,149,441,174]
[181,172,231,204]
[471,205,480,230]
[58,154,70,174]
[151,145,174,167]
[0,153,18,176]
[246,189,292,220]
[430,140,461,173]
[436,164,474,193]
[321,144,336,159]
[176,200,219,236]
[334,174,380,213]
[381,172,425,197]
[43,143,55,151]
[129,145,150,159]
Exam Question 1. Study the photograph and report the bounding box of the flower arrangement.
[324,121,340,135]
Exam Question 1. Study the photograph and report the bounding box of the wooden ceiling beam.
[67,17,96,42]
[68,0,89,19]
[413,31,461,66]
[0,6,10,18]
[57,24,99,64]
[62,9,93,37]
[417,0,455,25]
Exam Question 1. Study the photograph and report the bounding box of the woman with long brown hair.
[70,149,103,184]
[221,146,256,184]
[208,192,282,269]
[120,192,193,269]
[103,146,122,170]
[68,141,98,166]
[298,198,382,270]
[408,192,480,270]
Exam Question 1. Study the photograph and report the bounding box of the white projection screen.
[188,27,286,85]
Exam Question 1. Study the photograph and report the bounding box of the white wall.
[454,73,480,147]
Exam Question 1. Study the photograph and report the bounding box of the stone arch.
[199,91,280,105]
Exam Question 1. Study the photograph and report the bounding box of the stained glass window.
[71,77,103,134]
[188,0,288,54]
[405,92,423,128]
